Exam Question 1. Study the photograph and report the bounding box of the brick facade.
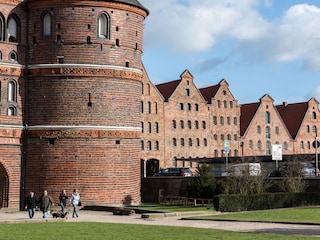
[0,0,148,209]
[141,70,320,176]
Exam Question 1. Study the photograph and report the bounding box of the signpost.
[224,140,230,171]
[272,144,282,169]
[313,137,320,176]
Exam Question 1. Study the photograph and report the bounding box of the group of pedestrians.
[24,189,81,219]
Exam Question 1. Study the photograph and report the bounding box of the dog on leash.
[52,211,69,218]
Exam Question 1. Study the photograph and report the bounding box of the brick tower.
[8,0,148,207]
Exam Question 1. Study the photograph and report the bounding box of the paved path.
[1,210,320,237]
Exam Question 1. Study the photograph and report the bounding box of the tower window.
[42,12,52,37]
[98,12,110,39]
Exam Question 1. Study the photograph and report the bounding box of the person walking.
[25,191,37,219]
[70,189,80,218]
[59,189,68,214]
[39,190,53,219]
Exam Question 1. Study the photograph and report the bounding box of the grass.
[193,207,320,224]
[0,222,317,240]
[1,207,320,239]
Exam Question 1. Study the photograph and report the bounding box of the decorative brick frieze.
[28,66,143,80]
[28,129,140,139]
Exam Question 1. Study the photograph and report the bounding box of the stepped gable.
[276,101,309,139]
[156,80,181,102]
[240,102,260,136]
[199,85,219,104]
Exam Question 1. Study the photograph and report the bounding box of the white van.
[226,163,261,177]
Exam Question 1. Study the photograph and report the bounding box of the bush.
[187,164,216,199]
[214,192,320,212]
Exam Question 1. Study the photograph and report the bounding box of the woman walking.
[70,189,80,218]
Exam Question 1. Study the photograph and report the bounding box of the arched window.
[154,122,159,133]
[203,138,207,146]
[283,142,288,151]
[180,120,184,129]
[8,15,19,42]
[187,103,191,111]
[173,138,177,146]
[257,140,261,150]
[265,111,270,124]
[266,141,271,155]
[196,138,200,146]
[140,140,144,150]
[312,111,317,120]
[9,50,18,62]
[42,12,52,37]
[7,106,16,116]
[306,125,310,133]
[213,116,217,125]
[195,120,199,129]
[140,101,143,113]
[172,120,176,129]
[8,80,16,102]
[266,126,270,139]
[147,141,151,150]
[146,101,151,114]
[180,138,185,147]
[194,104,199,111]
[257,125,261,134]
[249,140,253,149]
[188,138,192,147]
[98,13,110,39]
[187,120,191,129]
[154,141,159,151]
[147,122,151,133]
[140,122,144,133]
[0,13,5,41]
[179,103,184,110]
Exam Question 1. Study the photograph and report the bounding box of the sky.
[139,0,320,105]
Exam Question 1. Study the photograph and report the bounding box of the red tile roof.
[199,85,220,104]
[240,102,260,136]
[155,80,181,102]
[276,102,308,139]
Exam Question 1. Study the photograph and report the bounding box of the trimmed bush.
[214,192,320,212]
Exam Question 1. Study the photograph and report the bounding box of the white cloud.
[140,0,320,71]
[307,86,320,101]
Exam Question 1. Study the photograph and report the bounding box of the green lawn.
[1,207,320,239]
[0,222,317,240]
[194,207,320,224]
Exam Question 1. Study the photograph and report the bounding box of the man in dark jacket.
[25,191,37,219]
[39,190,53,219]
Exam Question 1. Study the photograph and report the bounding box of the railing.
[159,194,213,207]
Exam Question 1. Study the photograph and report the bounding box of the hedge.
[214,192,320,212]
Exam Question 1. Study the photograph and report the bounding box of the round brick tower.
[23,0,148,205]
[0,0,26,209]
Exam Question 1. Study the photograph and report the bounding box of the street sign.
[313,140,320,149]
[272,144,282,161]
[224,140,230,153]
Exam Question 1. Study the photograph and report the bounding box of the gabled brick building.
[141,71,320,176]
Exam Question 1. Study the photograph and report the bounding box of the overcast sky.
[139,0,320,105]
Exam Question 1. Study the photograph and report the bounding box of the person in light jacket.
[70,189,80,218]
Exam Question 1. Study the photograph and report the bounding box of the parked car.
[268,162,315,177]
[153,167,193,177]
[222,163,261,177]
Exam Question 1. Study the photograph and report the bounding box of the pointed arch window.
[8,15,19,42]
[0,14,4,41]
[42,12,52,37]
[98,12,110,39]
